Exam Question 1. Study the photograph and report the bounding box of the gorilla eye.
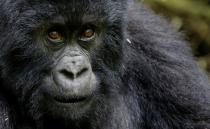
[47,31,64,43]
[79,28,95,41]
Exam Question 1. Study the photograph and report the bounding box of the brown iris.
[80,28,95,41]
[48,31,63,42]
[83,29,94,38]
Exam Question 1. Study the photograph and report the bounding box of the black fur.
[0,0,210,129]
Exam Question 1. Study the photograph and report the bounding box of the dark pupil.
[49,32,60,39]
[84,29,93,37]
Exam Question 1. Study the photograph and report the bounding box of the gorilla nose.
[58,56,90,80]
[60,66,89,80]
[52,55,94,93]
[51,55,97,101]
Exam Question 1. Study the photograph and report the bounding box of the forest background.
[143,0,210,73]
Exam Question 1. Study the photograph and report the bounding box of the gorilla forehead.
[25,0,106,16]
[26,0,121,14]
[15,0,125,27]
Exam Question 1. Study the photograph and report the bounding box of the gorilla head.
[1,0,210,129]
[0,0,128,122]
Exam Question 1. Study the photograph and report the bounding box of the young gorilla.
[0,0,210,129]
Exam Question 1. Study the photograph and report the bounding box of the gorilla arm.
[0,97,13,129]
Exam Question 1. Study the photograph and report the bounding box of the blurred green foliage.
[143,0,210,72]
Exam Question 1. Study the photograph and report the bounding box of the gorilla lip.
[54,96,89,103]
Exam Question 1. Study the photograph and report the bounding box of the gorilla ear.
[111,0,127,1]
[111,0,128,10]
[0,61,2,75]
[111,0,128,4]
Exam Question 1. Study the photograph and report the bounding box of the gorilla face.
[2,0,210,129]
[0,0,127,121]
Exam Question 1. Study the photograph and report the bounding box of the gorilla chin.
[44,96,94,119]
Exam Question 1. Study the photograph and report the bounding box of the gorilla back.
[0,0,210,129]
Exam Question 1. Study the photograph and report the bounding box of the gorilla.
[0,0,210,129]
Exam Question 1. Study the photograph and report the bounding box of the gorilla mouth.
[54,96,88,103]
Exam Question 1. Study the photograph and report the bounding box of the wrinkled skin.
[0,0,210,129]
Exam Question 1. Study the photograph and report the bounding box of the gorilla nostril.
[60,70,75,80]
[71,61,76,65]
[59,68,89,80]
[76,68,89,78]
